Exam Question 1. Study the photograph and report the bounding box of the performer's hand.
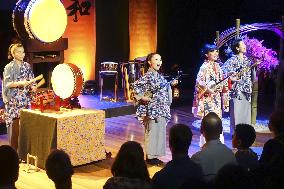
[206,87,215,94]
[203,80,215,94]
[24,80,33,87]
[31,86,37,92]
[230,73,240,82]
[215,85,223,92]
[141,96,151,102]
[171,79,178,86]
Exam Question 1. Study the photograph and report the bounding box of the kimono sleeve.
[132,74,149,101]
[2,65,12,103]
[26,63,36,88]
[196,65,207,88]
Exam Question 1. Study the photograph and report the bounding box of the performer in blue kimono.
[222,39,255,135]
[2,43,36,150]
[132,53,178,165]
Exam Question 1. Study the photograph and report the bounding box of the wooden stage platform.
[0,94,273,189]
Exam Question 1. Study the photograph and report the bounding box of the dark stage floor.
[78,94,135,118]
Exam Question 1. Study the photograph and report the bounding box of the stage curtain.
[95,0,129,81]
[129,0,157,60]
[62,0,96,80]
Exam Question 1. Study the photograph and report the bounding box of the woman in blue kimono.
[132,53,178,165]
[2,43,35,150]
[222,39,254,135]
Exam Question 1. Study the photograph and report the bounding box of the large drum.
[100,62,118,72]
[13,0,67,43]
[51,63,84,99]
[121,61,145,83]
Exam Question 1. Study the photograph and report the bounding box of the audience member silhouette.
[152,124,202,189]
[214,164,255,189]
[261,157,284,189]
[103,141,151,189]
[232,124,258,171]
[259,110,284,167]
[45,149,74,189]
[191,112,236,183]
[0,145,19,189]
[178,177,208,189]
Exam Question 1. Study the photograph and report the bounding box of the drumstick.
[34,55,45,59]
[36,78,45,88]
[30,74,44,83]
[25,74,43,87]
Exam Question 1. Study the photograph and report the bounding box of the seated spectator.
[0,145,19,189]
[232,124,258,171]
[45,149,74,189]
[178,178,208,189]
[103,141,151,189]
[214,164,255,189]
[259,110,284,167]
[152,124,203,189]
[191,112,236,183]
[262,157,284,189]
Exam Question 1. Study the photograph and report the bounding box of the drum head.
[51,64,78,99]
[100,62,118,72]
[27,0,67,42]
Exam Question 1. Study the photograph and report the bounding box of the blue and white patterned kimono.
[222,55,252,102]
[132,68,172,158]
[222,55,253,134]
[2,60,34,128]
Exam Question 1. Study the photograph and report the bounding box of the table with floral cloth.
[18,108,106,168]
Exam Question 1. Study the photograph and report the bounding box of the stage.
[0,93,273,189]
[78,94,135,118]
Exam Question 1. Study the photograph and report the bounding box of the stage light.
[27,0,67,42]
[173,87,180,98]
[173,113,179,124]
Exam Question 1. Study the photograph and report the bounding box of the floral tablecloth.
[18,108,106,168]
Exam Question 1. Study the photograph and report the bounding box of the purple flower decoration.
[242,35,279,73]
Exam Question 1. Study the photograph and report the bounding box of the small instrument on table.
[51,63,83,109]
[31,90,55,111]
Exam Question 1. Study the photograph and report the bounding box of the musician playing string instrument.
[192,44,229,146]
[222,38,256,135]
[2,43,36,150]
[192,44,229,119]
[132,53,178,165]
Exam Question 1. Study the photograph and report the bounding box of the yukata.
[132,68,172,159]
[2,60,35,128]
[222,55,253,135]
[192,61,229,119]
[192,61,229,147]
